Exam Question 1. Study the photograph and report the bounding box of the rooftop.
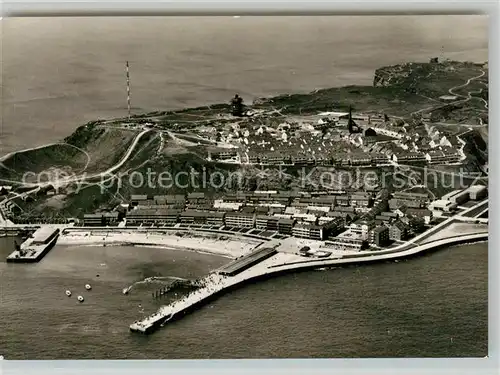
[130,195,148,201]
[373,226,388,234]
[467,185,487,193]
[32,227,59,242]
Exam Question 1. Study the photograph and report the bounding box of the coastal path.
[0,129,152,190]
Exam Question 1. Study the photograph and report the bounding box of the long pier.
[129,231,488,334]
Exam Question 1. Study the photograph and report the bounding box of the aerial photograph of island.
[0,15,488,359]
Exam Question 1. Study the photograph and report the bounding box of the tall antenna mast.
[126,61,131,120]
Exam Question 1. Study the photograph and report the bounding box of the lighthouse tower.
[231,94,244,117]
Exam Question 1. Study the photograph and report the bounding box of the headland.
[0,58,489,334]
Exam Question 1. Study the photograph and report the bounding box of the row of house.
[130,194,186,207]
[424,149,462,164]
[388,191,430,210]
[170,195,361,220]
[122,207,347,241]
[326,216,410,251]
[245,151,392,167]
[220,192,373,210]
[360,129,461,165]
[391,149,461,164]
[242,139,460,168]
[81,187,435,243]
[129,193,216,211]
[209,149,238,161]
[83,212,121,227]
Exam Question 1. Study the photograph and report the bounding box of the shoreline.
[130,232,488,334]
[56,230,263,259]
[57,235,489,261]
[65,241,235,260]
[0,59,488,162]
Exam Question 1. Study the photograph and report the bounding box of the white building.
[440,136,452,147]
[349,220,374,240]
[225,213,255,228]
[372,127,402,139]
[324,230,367,251]
[292,213,317,223]
[429,200,458,216]
[307,205,331,213]
[213,200,243,211]
[466,185,488,200]
[318,216,336,225]
[441,190,470,205]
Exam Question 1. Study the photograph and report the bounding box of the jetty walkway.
[129,230,487,334]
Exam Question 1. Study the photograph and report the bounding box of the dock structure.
[130,272,227,334]
[32,226,60,244]
[152,285,170,299]
[130,247,279,334]
[218,247,277,276]
[6,227,60,263]
[129,224,488,335]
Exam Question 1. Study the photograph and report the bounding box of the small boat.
[65,290,72,297]
[77,295,84,303]
[85,284,92,290]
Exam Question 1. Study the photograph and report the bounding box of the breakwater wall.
[130,231,488,334]
[6,233,60,263]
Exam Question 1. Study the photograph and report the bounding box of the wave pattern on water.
[0,237,488,359]
[123,275,189,294]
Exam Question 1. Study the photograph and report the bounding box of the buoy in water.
[77,295,84,303]
[85,284,92,290]
[65,290,72,297]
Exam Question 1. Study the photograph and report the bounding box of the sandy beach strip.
[57,230,263,258]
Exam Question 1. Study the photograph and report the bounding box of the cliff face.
[373,63,413,87]
[462,130,488,167]
[373,60,485,89]
[373,67,391,87]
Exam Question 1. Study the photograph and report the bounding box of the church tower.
[348,106,356,133]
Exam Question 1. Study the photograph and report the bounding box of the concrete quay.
[6,227,60,263]
[129,230,487,334]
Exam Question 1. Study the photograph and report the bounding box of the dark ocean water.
[0,16,488,154]
[0,237,488,359]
